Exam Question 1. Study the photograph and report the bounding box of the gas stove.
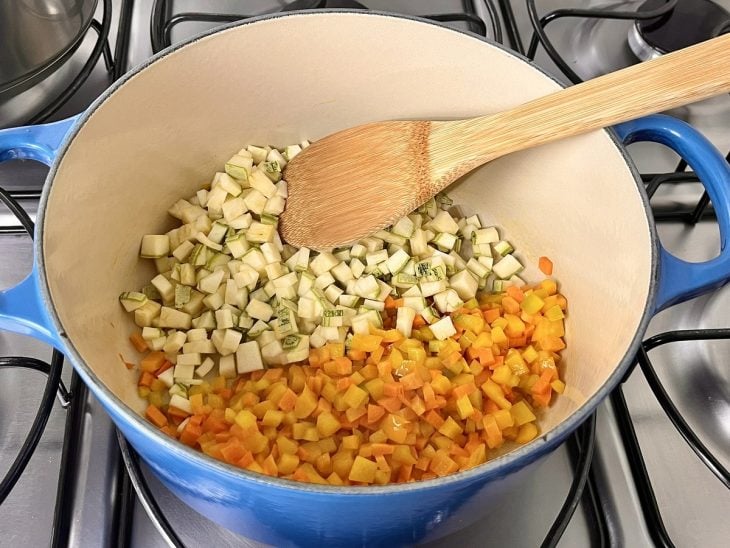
[0,1,728,547]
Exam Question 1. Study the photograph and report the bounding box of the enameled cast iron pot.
[1,11,730,547]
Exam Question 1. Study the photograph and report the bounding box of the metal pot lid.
[0,0,98,99]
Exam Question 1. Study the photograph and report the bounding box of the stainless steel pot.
[0,0,98,101]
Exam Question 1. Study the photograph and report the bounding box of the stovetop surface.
[0,1,728,547]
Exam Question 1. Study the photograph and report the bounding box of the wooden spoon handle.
[430,34,730,187]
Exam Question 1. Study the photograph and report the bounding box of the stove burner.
[629,0,730,60]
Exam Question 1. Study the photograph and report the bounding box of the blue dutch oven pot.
[1,11,729,547]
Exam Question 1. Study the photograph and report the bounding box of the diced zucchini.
[466,257,490,279]
[245,222,275,244]
[373,230,407,246]
[249,170,277,198]
[324,285,344,304]
[449,270,478,301]
[338,294,361,308]
[175,284,192,309]
[403,296,426,312]
[426,211,459,234]
[285,247,310,272]
[243,189,267,214]
[331,262,354,284]
[119,291,148,312]
[284,144,302,161]
[493,254,523,279]
[419,279,447,298]
[391,217,415,238]
[236,341,265,373]
[196,357,215,377]
[158,307,192,329]
[315,271,335,290]
[310,252,339,276]
[246,299,274,321]
[140,235,170,259]
[472,227,499,245]
[229,213,253,230]
[163,331,187,353]
[247,145,268,164]
[134,301,161,327]
[385,249,409,275]
[225,153,253,181]
[262,161,282,183]
[198,269,225,294]
[349,244,366,259]
[430,316,457,340]
[492,240,514,257]
[396,306,416,338]
[421,306,440,325]
[241,249,267,274]
[263,195,286,216]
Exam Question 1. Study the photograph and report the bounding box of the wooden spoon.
[280,34,730,249]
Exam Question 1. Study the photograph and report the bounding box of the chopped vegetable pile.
[120,142,568,485]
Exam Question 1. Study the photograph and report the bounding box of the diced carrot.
[384,296,397,309]
[334,356,353,375]
[159,425,178,438]
[531,370,554,395]
[336,377,353,392]
[138,371,154,387]
[505,286,524,303]
[371,443,395,456]
[413,315,427,328]
[180,421,203,446]
[452,383,476,399]
[397,463,413,482]
[477,347,495,366]
[501,296,520,315]
[348,349,368,361]
[145,404,168,428]
[538,256,554,276]
[237,451,255,468]
[383,382,404,398]
[538,336,566,352]
[424,410,445,429]
[399,372,424,390]
[129,332,149,353]
[482,308,501,323]
[140,351,166,373]
[377,397,403,413]
[263,368,285,382]
[367,404,386,424]
[155,360,173,377]
[532,390,552,408]
[221,441,247,464]
[278,388,298,412]
[508,336,527,348]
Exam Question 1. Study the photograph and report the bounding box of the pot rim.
[35,9,658,495]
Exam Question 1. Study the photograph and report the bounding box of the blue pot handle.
[0,116,78,348]
[615,115,730,313]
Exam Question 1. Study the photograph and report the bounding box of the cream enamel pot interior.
[2,11,730,547]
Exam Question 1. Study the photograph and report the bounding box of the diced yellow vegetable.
[511,400,537,426]
[349,456,378,483]
[317,412,342,437]
[515,422,539,443]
